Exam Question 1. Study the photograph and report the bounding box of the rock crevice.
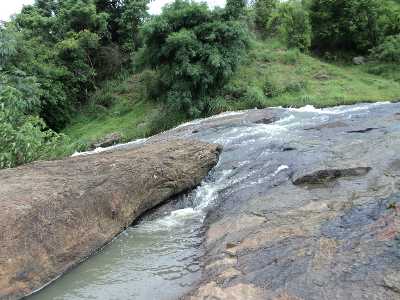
[292,166,372,185]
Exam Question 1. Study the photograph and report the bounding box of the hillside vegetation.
[1,0,399,168]
[64,38,400,146]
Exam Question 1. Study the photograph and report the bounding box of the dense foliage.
[309,0,400,53]
[252,0,400,55]
[139,0,249,117]
[309,0,381,53]
[370,34,400,63]
[0,27,70,168]
[269,1,311,51]
[0,0,148,168]
[5,0,149,129]
[254,0,277,32]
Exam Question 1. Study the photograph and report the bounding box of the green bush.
[222,82,248,100]
[260,1,311,51]
[207,96,233,115]
[285,79,307,93]
[0,87,72,169]
[147,107,188,135]
[280,2,311,51]
[225,0,247,19]
[91,90,119,108]
[243,86,265,108]
[378,1,400,38]
[281,48,301,64]
[139,0,250,117]
[0,114,74,169]
[254,0,278,32]
[140,69,162,100]
[264,78,282,97]
[370,34,400,63]
[310,0,381,53]
[0,33,75,169]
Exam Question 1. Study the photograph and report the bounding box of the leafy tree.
[139,0,250,117]
[370,34,400,62]
[253,0,277,32]
[56,30,101,99]
[8,0,149,130]
[57,0,109,35]
[309,0,381,53]
[94,0,149,51]
[279,1,311,51]
[225,0,247,19]
[0,27,67,168]
[118,0,150,52]
[253,0,310,51]
[0,0,149,168]
[378,1,400,38]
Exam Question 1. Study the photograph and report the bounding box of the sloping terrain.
[62,39,400,148]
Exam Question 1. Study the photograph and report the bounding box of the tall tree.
[310,0,381,53]
[140,0,250,117]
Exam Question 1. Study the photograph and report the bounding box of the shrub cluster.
[252,0,400,55]
[0,0,150,168]
[139,0,250,117]
[370,35,400,63]
[253,0,311,51]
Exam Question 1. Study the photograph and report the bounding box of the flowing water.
[28,102,394,300]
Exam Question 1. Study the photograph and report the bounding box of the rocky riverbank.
[181,104,400,300]
[128,103,400,300]
[2,102,400,300]
[0,140,220,300]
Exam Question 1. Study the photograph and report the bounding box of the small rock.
[254,117,275,125]
[292,167,371,185]
[91,132,122,149]
[314,72,330,81]
[383,272,400,293]
[353,56,366,65]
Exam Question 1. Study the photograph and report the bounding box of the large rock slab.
[0,140,221,300]
[159,103,400,300]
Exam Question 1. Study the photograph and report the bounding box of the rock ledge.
[0,139,220,300]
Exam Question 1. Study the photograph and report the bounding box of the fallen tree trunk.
[0,139,221,300]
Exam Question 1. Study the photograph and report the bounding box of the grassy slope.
[62,73,160,146]
[226,39,400,109]
[63,38,400,146]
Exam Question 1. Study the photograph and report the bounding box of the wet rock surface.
[140,103,400,300]
[0,140,220,300]
[292,166,372,185]
[90,132,122,149]
[8,102,400,300]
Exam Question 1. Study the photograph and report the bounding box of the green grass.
[62,73,161,146]
[222,39,400,109]
[62,38,400,149]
